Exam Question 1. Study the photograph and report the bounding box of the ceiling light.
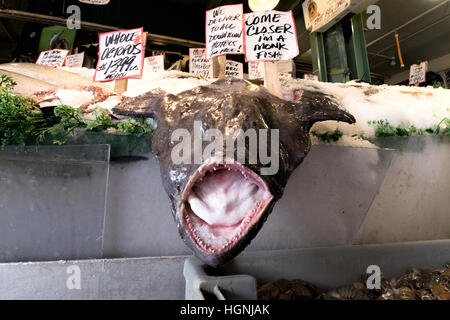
[248,0,280,12]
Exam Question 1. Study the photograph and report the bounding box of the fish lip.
[179,156,274,256]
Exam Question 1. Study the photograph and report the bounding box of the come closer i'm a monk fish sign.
[244,11,299,62]
[94,28,144,82]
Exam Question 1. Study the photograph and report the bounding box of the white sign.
[304,73,319,81]
[279,72,292,79]
[225,60,244,79]
[409,61,428,85]
[303,0,351,33]
[206,4,244,59]
[144,55,165,73]
[78,0,110,5]
[248,61,264,79]
[248,60,295,80]
[244,10,299,62]
[36,49,70,67]
[189,48,213,79]
[278,59,293,72]
[65,52,85,68]
[94,28,144,82]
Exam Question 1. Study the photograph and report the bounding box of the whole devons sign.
[189,48,213,79]
[206,4,244,59]
[244,10,299,62]
[65,52,85,68]
[94,28,144,82]
[144,55,165,73]
[225,60,244,79]
[409,61,428,85]
[36,49,70,67]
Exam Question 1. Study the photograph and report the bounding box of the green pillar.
[324,22,351,83]
[309,14,371,83]
[346,14,371,83]
[310,32,328,82]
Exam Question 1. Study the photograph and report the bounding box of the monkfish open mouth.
[180,157,273,254]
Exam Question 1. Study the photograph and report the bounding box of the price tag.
[409,61,428,85]
[36,49,70,67]
[248,61,264,79]
[304,73,319,81]
[225,60,244,79]
[65,52,85,68]
[189,48,213,79]
[94,28,144,82]
[144,55,165,73]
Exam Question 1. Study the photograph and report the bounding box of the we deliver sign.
[206,4,244,59]
[94,28,144,82]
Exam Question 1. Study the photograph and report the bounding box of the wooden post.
[264,61,283,98]
[114,79,128,95]
[213,55,226,78]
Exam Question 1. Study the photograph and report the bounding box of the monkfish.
[113,79,355,266]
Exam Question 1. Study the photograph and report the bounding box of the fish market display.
[0,63,115,113]
[113,78,355,266]
[258,263,450,300]
[0,69,56,96]
[281,77,450,145]
[0,63,104,87]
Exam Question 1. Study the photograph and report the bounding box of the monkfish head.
[114,78,355,266]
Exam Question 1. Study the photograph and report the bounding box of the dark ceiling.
[362,0,450,82]
[1,0,449,84]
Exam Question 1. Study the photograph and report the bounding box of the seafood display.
[2,63,448,267]
[258,263,450,300]
[0,63,115,113]
[113,78,355,266]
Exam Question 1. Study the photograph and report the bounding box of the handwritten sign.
[303,0,351,33]
[244,10,299,62]
[94,28,144,82]
[225,60,244,79]
[65,52,85,68]
[304,73,319,81]
[36,49,70,67]
[189,48,213,79]
[409,61,428,85]
[206,4,244,59]
[144,55,165,73]
[248,61,264,79]
[279,72,292,79]
[78,0,110,5]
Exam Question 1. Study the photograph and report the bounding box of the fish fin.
[293,89,355,129]
[112,89,166,119]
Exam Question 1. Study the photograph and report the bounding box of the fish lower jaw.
[180,157,273,255]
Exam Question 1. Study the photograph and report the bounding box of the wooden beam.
[0,9,205,48]
[213,55,226,78]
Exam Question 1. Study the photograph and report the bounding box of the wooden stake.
[114,78,128,95]
[213,55,226,78]
[264,61,283,98]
